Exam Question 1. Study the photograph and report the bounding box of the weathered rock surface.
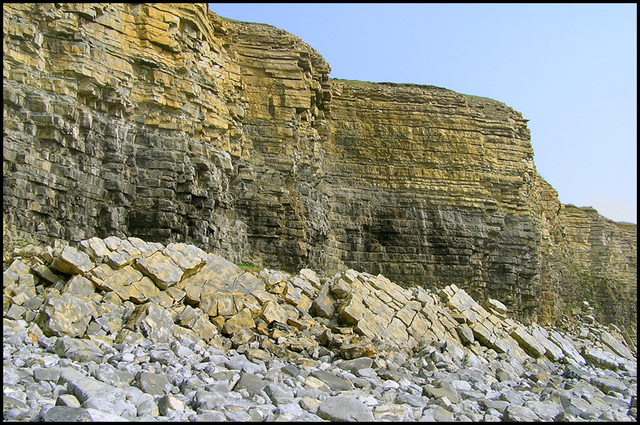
[2,3,635,336]
[3,236,637,421]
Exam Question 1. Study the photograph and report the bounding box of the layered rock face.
[534,176,637,330]
[321,81,540,320]
[3,3,250,261]
[2,3,636,333]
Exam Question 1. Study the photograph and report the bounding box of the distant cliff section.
[3,3,636,335]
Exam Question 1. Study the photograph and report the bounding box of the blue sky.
[209,3,637,224]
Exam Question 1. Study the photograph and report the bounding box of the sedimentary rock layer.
[2,3,636,334]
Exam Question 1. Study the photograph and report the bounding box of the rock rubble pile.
[3,236,637,421]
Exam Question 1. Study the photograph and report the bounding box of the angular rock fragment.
[339,338,376,359]
[3,259,32,285]
[234,373,266,396]
[528,323,565,362]
[600,330,635,361]
[549,330,586,366]
[484,298,508,316]
[261,300,289,324]
[79,237,111,263]
[55,394,82,408]
[590,376,627,394]
[51,246,95,275]
[138,372,171,396]
[310,282,336,318]
[163,242,207,274]
[511,326,546,358]
[503,405,541,422]
[37,294,95,337]
[337,293,366,325]
[157,394,184,416]
[317,396,374,422]
[61,274,96,298]
[310,369,354,391]
[42,406,91,422]
[127,237,163,258]
[128,275,160,303]
[53,337,105,362]
[124,303,174,343]
[135,252,183,289]
[582,345,622,370]
[222,308,255,335]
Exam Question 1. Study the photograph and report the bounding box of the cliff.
[3,3,636,336]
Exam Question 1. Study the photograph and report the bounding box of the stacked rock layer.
[2,3,636,335]
[3,236,637,421]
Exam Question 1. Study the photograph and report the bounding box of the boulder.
[222,308,255,335]
[600,330,635,361]
[528,323,565,362]
[590,376,627,394]
[484,298,508,316]
[61,275,96,298]
[138,372,171,396]
[511,326,546,358]
[310,369,354,391]
[261,300,289,324]
[189,315,219,343]
[94,265,143,301]
[340,339,376,359]
[310,282,336,318]
[524,400,562,421]
[42,406,101,422]
[51,246,95,275]
[200,292,239,317]
[53,337,104,362]
[337,293,366,325]
[456,322,475,345]
[549,330,586,366]
[582,346,622,370]
[503,405,541,422]
[234,373,266,396]
[79,237,111,263]
[157,394,185,416]
[37,294,95,337]
[162,242,207,273]
[135,252,183,289]
[124,303,174,343]
[317,396,374,422]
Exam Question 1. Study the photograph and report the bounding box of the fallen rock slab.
[317,395,375,422]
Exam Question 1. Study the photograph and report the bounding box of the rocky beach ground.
[3,236,637,421]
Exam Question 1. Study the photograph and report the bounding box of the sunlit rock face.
[2,3,636,332]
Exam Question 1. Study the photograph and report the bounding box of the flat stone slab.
[135,252,183,289]
[317,395,374,422]
[504,405,541,422]
[590,376,627,394]
[138,372,171,396]
[51,246,95,275]
[53,336,104,362]
[311,369,354,391]
[38,294,95,338]
[234,373,266,396]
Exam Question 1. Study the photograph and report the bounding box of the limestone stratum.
[2,3,637,420]
[3,236,637,421]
